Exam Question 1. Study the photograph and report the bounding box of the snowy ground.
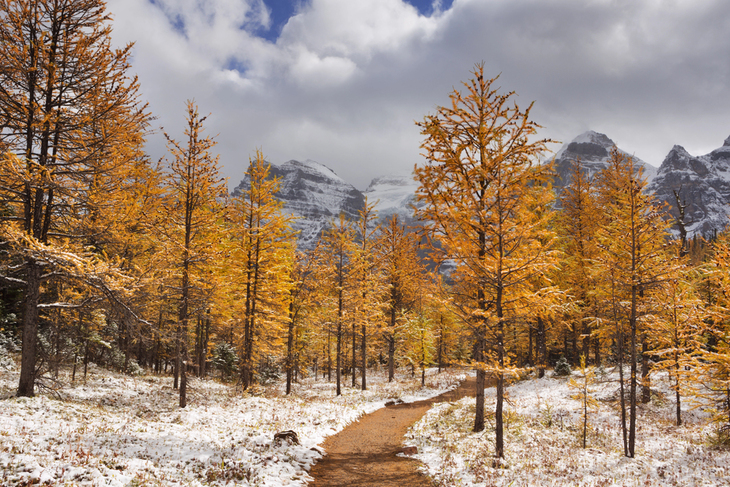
[0,364,462,486]
[406,368,730,487]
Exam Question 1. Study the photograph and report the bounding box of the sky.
[104,0,730,190]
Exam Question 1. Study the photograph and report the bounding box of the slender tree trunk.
[641,333,651,404]
[326,329,331,381]
[537,316,546,378]
[628,287,638,458]
[361,323,367,391]
[351,321,357,387]
[17,263,40,396]
[473,328,486,432]
[83,339,90,382]
[336,320,342,396]
[173,325,180,390]
[286,301,295,395]
[675,356,682,426]
[495,309,505,459]
[438,317,444,373]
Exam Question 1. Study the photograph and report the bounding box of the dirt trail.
[308,376,477,487]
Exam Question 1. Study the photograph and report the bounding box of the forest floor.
[1,359,729,486]
[0,362,462,486]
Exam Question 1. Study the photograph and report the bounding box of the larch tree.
[700,232,730,433]
[557,158,603,365]
[159,101,226,408]
[0,0,151,396]
[379,214,422,382]
[648,270,705,426]
[316,214,356,396]
[415,63,555,459]
[227,150,294,391]
[593,147,677,457]
[349,199,383,390]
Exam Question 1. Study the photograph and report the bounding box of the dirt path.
[308,376,477,487]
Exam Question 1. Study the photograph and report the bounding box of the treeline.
[1,0,729,462]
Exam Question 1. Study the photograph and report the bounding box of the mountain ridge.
[233,131,730,249]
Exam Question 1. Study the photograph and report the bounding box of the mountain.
[648,137,730,237]
[363,175,421,226]
[232,159,365,250]
[232,133,730,250]
[552,130,657,191]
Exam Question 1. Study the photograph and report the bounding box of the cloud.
[105,0,730,189]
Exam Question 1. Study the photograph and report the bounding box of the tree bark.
[18,261,41,397]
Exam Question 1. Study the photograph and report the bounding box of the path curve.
[308,376,477,487]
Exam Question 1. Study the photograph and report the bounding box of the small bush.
[212,343,239,379]
[553,356,572,377]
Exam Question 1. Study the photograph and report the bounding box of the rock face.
[233,159,365,250]
[552,131,657,192]
[648,137,730,237]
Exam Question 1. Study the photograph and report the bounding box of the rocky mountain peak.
[552,130,656,191]
[649,136,730,237]
[724,135,730,147]
[233,159,364,250]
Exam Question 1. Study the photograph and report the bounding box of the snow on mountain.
[231,133,730,249]
[363,174,421,225]
[648,136,730,237]
[233,159,364,250]
[552,130,657,190]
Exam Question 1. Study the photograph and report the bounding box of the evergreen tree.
[379,215,422,381]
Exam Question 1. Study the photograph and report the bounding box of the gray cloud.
[106,0,730,190]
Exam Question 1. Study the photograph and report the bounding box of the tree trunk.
[628,286,638,458]
[641,333,651,404]
[18,261,41,397]
[351,321,357,387]
[675,357,682,426]
[336,320,342,396]
[537,316,546,379]
[361,323,367,391]
[286,301,295,395]
[473,329,485,432]
[618,329,628,457]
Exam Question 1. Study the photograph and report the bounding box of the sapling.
[569,354,599,448]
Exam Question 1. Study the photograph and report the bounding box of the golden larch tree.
[159,101,226,408]
[0,0,150,396]
[593,148,677,457]
[415,63,555,459]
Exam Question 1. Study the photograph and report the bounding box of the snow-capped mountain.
[648,137,730,237]
[233,133,730,250]
[363,175,421,226]
[552,131,657,190]
[233,159,365,250]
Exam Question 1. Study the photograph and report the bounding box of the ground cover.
[0,364,461,486]
[406,368,730,486]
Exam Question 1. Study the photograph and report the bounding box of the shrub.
[553,356,572,377]
[212,343,239,379]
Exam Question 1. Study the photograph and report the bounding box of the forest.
[1,1,730,485]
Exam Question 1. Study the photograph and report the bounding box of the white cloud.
[104,0,730,188]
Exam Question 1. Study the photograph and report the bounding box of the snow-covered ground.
[406,368,730,486]
[0,364,462,486]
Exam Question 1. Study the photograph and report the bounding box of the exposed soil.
[308,376,477,487]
